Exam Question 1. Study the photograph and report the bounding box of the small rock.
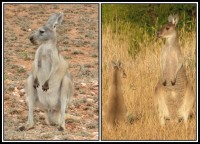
[81,83,87,87]
[94,115,98,120]
[92,80,98,87]
[90,91,95,96]
[83,106,89,110]
[28,28,32,32]
[39,111,45,116]
[8,85,15,91]
[53,136,62,140]
[13,91,20,98]
[19,89,25,96]
[75,87,80,90]
[92,131,98,136]
[14,87,19,92]
[70,104,75,109]
[7,72,12,76]
[19,99,24,103]
[87,98,94,104]
[4,94,9,100]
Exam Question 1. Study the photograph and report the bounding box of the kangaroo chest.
[36,47,56,84]
[162,47,179,77]
[163,66,187,92]
[39,49,52,73]
[35,47,61,109]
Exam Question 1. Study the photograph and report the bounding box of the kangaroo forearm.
[174,62,183,79]
[46,63,59,81]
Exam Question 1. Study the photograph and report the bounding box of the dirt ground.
[3,4,99,140]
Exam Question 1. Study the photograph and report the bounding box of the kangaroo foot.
[18,125,26,131]
[17,124,34,131]
[58,126,65,131]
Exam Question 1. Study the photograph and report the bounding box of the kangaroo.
[19,12,73,131]
[103,60,127,129]
[154,14,195,126]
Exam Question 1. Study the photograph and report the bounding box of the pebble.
[90,91,95,96]
[19,99,24,103]
[86,98,94,104]
[12,91,20,98]
[19,89,25,96]
[81,83,87,87]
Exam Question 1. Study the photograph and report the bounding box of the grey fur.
[21,12,73,131]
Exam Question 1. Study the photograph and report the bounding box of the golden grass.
[102,23,197,140]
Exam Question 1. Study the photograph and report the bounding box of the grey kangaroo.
[19,12,73,131]
[104,60,127,129]
[154,14,195,126]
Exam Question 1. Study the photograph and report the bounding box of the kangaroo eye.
[53,24,58,28]
[166,27,169,30]
[40,30,45,34]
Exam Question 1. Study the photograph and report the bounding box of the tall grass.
[102,4,196,31]
[102,7,196,140]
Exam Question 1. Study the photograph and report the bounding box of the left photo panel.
[3,3,99,141]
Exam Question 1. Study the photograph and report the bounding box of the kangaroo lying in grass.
[154,14,195,126]
[19,12,74,131]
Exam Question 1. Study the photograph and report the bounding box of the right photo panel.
[101,3,197,141]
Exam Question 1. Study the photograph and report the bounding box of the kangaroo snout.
[29,35,38,45]
[157,31,161,37]
[29,35,33,41]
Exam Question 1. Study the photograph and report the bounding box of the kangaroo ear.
[111,60,117,68]
[168,14,179,26]
[117,60,122,68]
[47,12,63,29]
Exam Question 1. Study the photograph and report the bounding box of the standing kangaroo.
[19,12,73,131]
[154,14,195,126]
[103,60,127,129]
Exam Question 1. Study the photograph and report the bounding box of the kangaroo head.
[29,12,63,45]
[111,60,127,78]
[157,14,179,39]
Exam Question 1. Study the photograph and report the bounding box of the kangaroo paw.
[162,80,167,86]
[42,81,49,91]
[33,78,39,89]
[171,79,176,86]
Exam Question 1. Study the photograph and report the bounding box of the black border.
[2,1,198,143]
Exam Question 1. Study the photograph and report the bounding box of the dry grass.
[102,24,197,140]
